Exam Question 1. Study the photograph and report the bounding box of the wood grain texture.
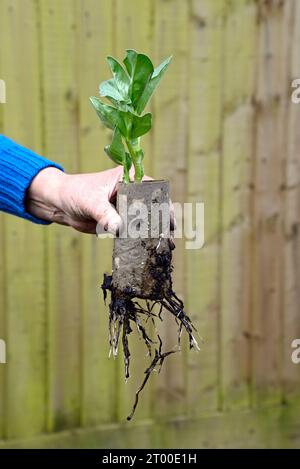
[75,0,117,428]
[0,16,5,438]
[220,0,257,410]
[283,0,300,401]
[38,0,82,431]
[1,402,300,449]
[0,0,47,438]
[251,0,292,407]
[0,0,299,447]
[151,0,189,420]
[186,0,225,416]
[0,209,5,439]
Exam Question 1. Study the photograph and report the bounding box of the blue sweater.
[0,135,64,224]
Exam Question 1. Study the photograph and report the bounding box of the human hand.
[26,166,174,235]
[26,166,129,234]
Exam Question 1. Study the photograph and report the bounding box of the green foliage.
[104,128,132,183]
[90,50,172,182]
[135,55,173,115]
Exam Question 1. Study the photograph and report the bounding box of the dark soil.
[101,180,199,420]
[101,245,199,421]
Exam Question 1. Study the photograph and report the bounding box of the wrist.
[26,167,66,222]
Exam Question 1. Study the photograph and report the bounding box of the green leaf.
[116,111,152,139]
[117,111,132,138]
[99,78,124,102]
[104,127,126,165]
[90,97,129,136]
[91,97,151,140]
[105,97,131,112]
[90,97,115,129]
[113,110,151,139]
[128,54,154,110]
[123,49,138,76]
[104,145,122,165]
[107,56,130,99]
[104,128,133,183]
[136,55,172,114]
[131,113,152,139]
[152,55,173,79]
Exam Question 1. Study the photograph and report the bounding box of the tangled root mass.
[101,263,199,421]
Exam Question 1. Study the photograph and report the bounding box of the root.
[101,274,199,421]
[126,335,177,421]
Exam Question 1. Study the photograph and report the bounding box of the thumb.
[93,200,123,235]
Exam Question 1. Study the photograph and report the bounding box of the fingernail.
[107,222,120,235]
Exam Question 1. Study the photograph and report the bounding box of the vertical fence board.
[283,0,300,401]
[186,0,225,417]
[151,0,189,422]
[75,0,117,426]
[220,0,257,410]
[0,16,5,438]
[0,0,47,438]
[0,206,4,440]
[39,0,82,431]
[251,0,289,407]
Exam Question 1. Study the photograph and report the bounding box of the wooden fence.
[0,0,300,448]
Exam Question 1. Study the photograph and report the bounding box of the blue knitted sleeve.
[0,135,64,224]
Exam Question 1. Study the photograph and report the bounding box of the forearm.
[0,135,64,224]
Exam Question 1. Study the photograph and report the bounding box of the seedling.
[91,51,199,421]
[90,50,172,183]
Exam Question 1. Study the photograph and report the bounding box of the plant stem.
[123,166,130,184]
[126,139,144,183]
